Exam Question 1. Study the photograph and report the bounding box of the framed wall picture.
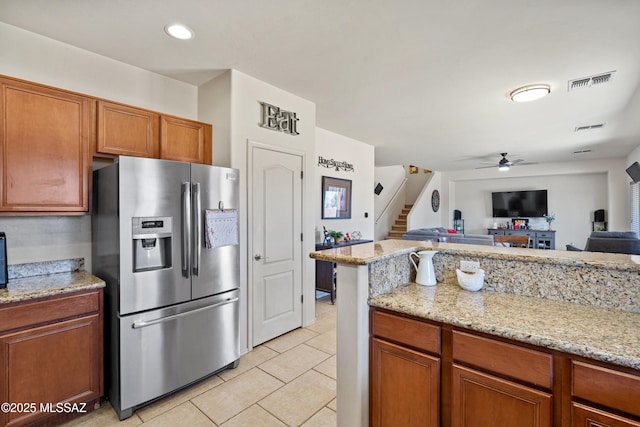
[322,176,352,219]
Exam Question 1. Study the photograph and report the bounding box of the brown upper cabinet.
[160,115,212,165]
[0,74,213,215]
[0,77,92,214]
[95,102,212,165]
[96,101,159,158]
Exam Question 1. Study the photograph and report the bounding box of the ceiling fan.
[476,153,524,171]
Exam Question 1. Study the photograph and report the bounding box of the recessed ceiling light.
[164,24,193,40]
[510,84,551,102]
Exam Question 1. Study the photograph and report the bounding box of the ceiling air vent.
[568,71,615,91]
[575,123,606,132]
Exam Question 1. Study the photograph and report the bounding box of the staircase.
[387,204,412,240]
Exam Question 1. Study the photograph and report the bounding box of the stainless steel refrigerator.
[92,156,240,420]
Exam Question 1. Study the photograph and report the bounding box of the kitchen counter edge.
[0,270,106,305]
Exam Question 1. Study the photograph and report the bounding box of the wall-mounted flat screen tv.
[492,190,548,218]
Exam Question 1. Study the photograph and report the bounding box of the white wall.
[450,173,607,248]
[627,145,640,169]
[440,158,630,250]
[374,166,405,218]
[373,166,406,240]
[0,23,198,270]
[0,23,197,117]
[407,171,441,230]
[198,69,317,353]
[316,128,375,242]
[199,71,232,167]
[405,166,432,204]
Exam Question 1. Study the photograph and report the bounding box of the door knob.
[254,254,268,261]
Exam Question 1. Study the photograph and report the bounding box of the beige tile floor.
[63,295,337,427]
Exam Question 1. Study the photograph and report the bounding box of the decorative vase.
[409,251,438,286]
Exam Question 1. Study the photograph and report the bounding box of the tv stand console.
[488,229,555,250]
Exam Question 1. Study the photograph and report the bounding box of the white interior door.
[251,144,303,346]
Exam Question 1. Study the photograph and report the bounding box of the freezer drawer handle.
[131,297,239,329]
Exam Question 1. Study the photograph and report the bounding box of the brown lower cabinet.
[371,338,440,427]
[370,307,640,427]
[0,289,103,427]
[370,309,441,427]
[452,365,552,427]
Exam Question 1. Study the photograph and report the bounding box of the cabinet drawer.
[536,232,554,238]
[572,361,640,417]
[453,330,552,388]
[505,230,535,237]
[488,230,504,236]
[372,310,440,354]
[572,403,640,427]
[0,290,100,333]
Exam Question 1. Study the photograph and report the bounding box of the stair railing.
[375,178,408,224]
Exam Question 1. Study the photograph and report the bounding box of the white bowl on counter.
[455,268,485,292]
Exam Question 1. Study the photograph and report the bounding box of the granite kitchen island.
[310,240,640,427]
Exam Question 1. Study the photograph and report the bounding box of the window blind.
[631,182,639,234]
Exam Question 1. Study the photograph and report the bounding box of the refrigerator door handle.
[182,182,191,278]
[131,297,240,329]
[192,182,202,276]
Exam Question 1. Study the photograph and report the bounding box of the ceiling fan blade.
[475,154,529,170]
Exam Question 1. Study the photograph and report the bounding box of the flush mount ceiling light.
[509,84,551,102]
[164,23,193,40]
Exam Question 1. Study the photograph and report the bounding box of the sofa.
[566,231,640,255]
[402,227,495,246]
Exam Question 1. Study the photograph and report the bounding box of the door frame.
[247,140,306,349]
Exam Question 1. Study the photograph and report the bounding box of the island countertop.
[0,270,105,305]
[369,281,640,370]
[309,239,640,271]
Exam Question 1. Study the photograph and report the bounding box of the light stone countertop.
[0,270,105,305]
[309,239,640,271]
[369,281,640,370]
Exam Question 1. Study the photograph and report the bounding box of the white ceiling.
[2,0,639,171]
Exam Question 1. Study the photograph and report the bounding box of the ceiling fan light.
[510,84,551,102]
[165,24,194,40]
[498,164,510,171]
